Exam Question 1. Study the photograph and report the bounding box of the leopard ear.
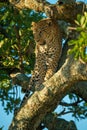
[31,22,36,26]
[31,22,36,30]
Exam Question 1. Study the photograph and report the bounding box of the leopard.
[21,18,62,105]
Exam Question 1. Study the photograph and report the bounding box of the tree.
[0,0,87,130]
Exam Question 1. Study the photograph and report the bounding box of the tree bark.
[9,0,87,23]
[10,43,87,103]
[9,55,87,130]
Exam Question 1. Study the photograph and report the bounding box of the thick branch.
[9,0,87,23]
[10,72,30,91]
[10,73,87,102]
[10,42,87,102]
[9,0,50,11]
[9,55,87,130]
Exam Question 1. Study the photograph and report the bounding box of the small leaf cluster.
[0,85,21,114]
[0,2,44,72]
[68,12,87,62]
[62,94,87,120]
[69,98,87,120]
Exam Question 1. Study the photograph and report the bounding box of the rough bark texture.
[9,55,87,130]
[10,0,87,23]
[9,0,87,130]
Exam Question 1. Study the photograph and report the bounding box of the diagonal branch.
[9,54,87,130]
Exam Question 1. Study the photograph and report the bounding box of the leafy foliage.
[0,86,21,114]
[68,95,87,120]
[59,94,87,121]
[68,12,87,62]
[0,2,43,73]
[0,1,44,112]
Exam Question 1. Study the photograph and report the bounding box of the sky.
[0,104,13,130]
[47,0,87,4]
[47,0,57,3]
[0,0,87,130]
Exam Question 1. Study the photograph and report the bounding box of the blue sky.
[47,0,57,3]
[47,0,87,4]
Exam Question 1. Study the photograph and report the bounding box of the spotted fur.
[21,18,62,105]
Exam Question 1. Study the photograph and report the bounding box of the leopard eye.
[39,31,42,36]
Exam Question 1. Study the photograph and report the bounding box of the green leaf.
[68,12,87,62]
[82,22,86,29]
[80,16,85,26]
[75,20,80,26]
[84,103,87,107]
[76,14,81,24]
[80,32,87,39]
[76,27,83,31]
